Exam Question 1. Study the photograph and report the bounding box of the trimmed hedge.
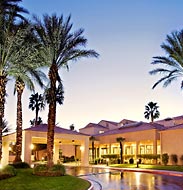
[137,154,160,160]
[33,164,66,177]
[101,154,119,159]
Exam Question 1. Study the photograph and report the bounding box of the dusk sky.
[5,0,183,130]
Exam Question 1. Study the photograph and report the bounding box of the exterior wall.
[60,144,75,157]
[97,129,159,144]
[161,129,183,165]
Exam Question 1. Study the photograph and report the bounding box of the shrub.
[33,164,66,176]
[180,155,183,165]
[137,154,160,160]
[101,154,118,159]
[33,164,47,173]
[12,162,30,168]
[170,154,178,165]
[0,165,17,180]
[129,158,134,164]
[162,153,169,165]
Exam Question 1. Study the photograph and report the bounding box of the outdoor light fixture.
[31,164,34,168]
[80,146,84,151]
[30,144,34,150]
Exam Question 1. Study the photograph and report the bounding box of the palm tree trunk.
[35,107,39,126]
[120,142,123,164]
[47,63,57,168]
[14,80,24,163]
[92,141,95,162]
[0,76,7,162]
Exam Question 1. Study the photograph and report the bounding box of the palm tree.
[30,117,43,126]
[116,137,125,164]
[150,29,183,89]
[33,14,99,167]
[0,0,28,162]
[7,22,47,163]
[69,124,75,131]
[144,102,160,123]
[0,0,28,30]
[29,93,45,126]
[89,136,96,163]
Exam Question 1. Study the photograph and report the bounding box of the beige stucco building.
[2,115,183,166]
[80,116,183,165]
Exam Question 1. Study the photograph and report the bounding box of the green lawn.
[0,169,90,190]
[110,164,183,172]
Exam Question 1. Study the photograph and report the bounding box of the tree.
[69,124,75,131]
[116,137,125,164]
[33,14,99,167]
[150,29,183,90]
[10,22,46,163]
[30,117,43,126]
[0,0,29,163]
[29,93,45,126]
[144,102,160,123]
[89,136,96,163]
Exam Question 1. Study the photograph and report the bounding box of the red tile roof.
[24,124,89,136]
[94,122,165,136]
[79,123,108,130]
[160,124,183,131]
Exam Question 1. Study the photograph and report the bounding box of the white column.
[2,141,9,166]
[80,138,89,166]
[22,131,32,165]
[53,144,59,164]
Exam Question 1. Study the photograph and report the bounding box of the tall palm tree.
[0,0,28,162]
[144,101,160,123]
[116,137,125,164]
[7,22,47,163]
[33,14,99,167]
[29,93,45,126]
[13,70,45,163]
[0,0,28,30]
[150,30,183,89]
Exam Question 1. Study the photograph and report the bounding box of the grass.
[0,169,90,190]
[110,164,183,172]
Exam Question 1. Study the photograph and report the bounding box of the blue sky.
[5,0,183,130]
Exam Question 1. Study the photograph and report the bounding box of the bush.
[137,154,160,160]
[33,164,47,172]
[0,165,17,180]
[12,162,30,168]
[180,155,183,165]
[129,158,134,164]
[170,154,178,165]
[33,164,66,176]
[162,153,169,165]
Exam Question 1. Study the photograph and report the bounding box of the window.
[99,130,104,134]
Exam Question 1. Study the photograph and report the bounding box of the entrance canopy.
[2,124,90,166]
